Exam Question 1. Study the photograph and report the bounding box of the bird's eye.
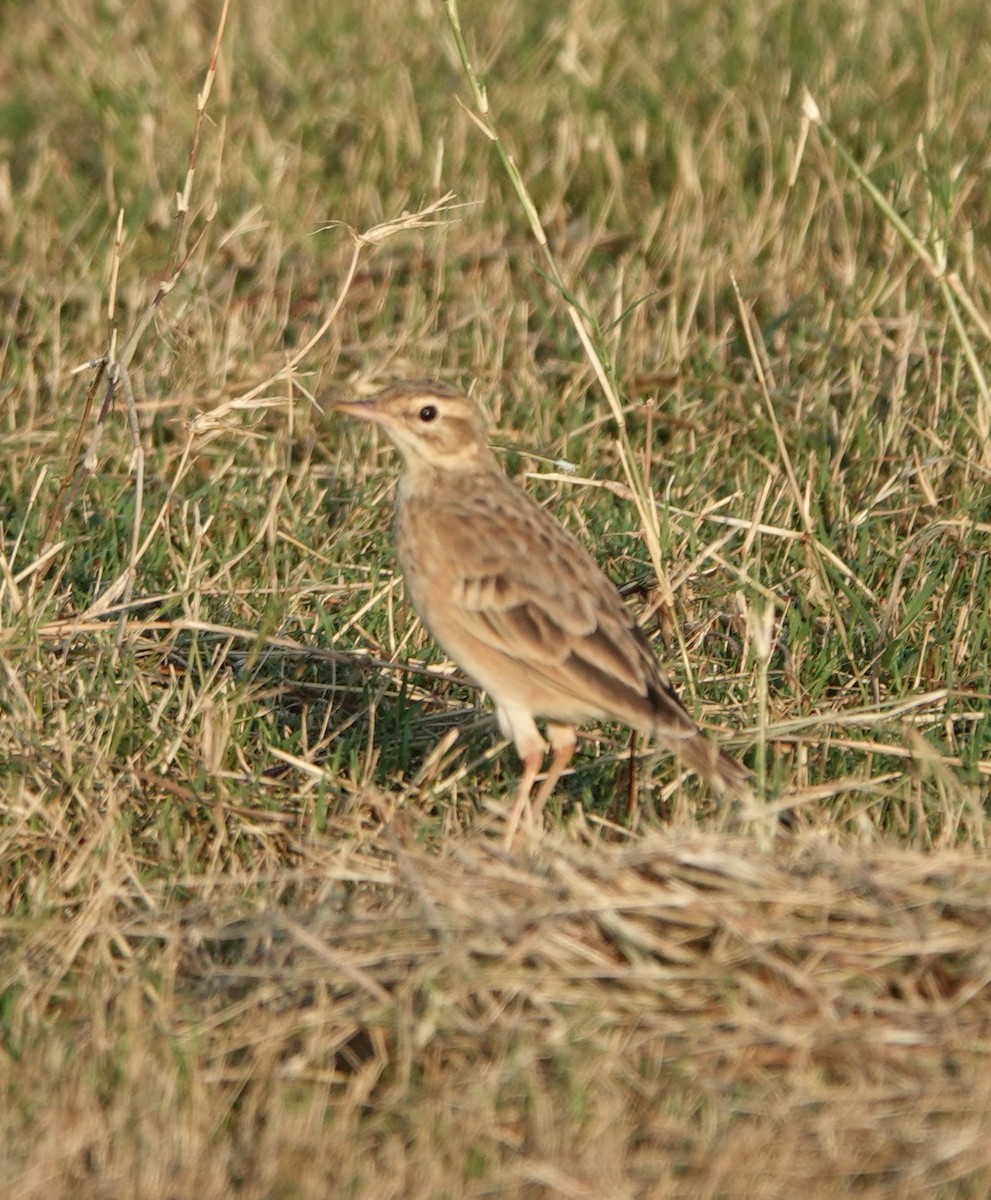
[418,404,438,422]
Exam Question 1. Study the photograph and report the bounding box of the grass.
[2,0,991,1195]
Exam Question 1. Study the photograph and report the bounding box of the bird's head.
[333,380,495,474]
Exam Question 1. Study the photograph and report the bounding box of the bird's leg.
[497,705,547,848]
[503,747,544,848]
[531,722,577,819]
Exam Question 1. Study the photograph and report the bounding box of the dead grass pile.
[5,808,989,1198]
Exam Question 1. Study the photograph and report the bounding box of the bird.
[333,379,751,843]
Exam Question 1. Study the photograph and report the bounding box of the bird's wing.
[431,484,697,733]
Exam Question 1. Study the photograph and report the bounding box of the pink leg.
[497,704,548,848]
[503,748,543,848]
[532,723,577,818]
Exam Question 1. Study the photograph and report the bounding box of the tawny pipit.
[335,380,751,840]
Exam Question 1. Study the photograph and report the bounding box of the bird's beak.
[331,395,385,424]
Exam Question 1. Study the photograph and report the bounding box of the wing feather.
[423,481,684,726]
